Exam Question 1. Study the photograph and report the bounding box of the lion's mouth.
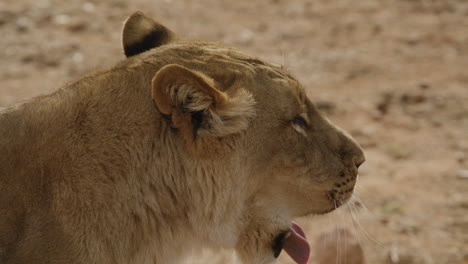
[315,206,338,215]
[326,185,354,207]
[272,222,310,264]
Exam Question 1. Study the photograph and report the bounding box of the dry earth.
[1,0,467,263]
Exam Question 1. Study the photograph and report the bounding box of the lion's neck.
[5,68,253,261]
[146,132,251,247]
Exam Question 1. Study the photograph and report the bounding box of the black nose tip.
[354,155,365,169]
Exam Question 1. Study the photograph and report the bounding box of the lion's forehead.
[145,42,306,103]
[205,46,307,107]
[153,42,293,77]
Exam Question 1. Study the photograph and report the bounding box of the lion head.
[122,12,365,264]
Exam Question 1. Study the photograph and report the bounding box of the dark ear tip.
[132,11,144,16]
[128,11,145,20]
[123,11,155,35]
[122,12,175,57]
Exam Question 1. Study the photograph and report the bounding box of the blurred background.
[1,0,467,263]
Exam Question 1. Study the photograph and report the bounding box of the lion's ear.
[152,64,255,140]
[122,11,176,57]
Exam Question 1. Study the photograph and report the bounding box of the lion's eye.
[292,115,309,129]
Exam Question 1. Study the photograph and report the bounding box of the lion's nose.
[353,152,366,169]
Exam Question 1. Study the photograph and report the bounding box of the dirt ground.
[1,0,467,263]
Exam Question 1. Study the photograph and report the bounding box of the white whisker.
[331,201,338,264]
[346,202,363,250]
[343,208,349,264]
[353,191,375,217]
[335,209,340,264]
[348,200,380,245]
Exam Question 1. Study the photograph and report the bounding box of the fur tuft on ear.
[152,64,256,139]
[122,11,176,57]
[202,89,256,137]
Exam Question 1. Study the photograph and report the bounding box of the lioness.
[0,12,365,264]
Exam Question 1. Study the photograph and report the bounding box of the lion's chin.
[293,206,335,218]
[315,206,338,215]
[300,197,352,216]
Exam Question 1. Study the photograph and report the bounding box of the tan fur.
[152,64,256,140]
[0,12,364,264]
[122,12,177,57]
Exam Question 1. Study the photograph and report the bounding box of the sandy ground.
[1,0,467,263]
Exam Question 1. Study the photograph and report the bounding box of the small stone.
[394,218,420,235]
[385,145,409,160]
[53,14,71,25]
[72,52,84,64]
[67,21,87,32]
[388,245,414,264]
[37,0,51,9]
[360,125,377,136]
[20,54,35,63]
[238,29,254,45]
[0,11,15,26]
[448,194,468,209]
[315,228,365,264]
[454,151,466,163]
[376,92,393,115]
[380,217,390,225]
[400,93,426,105]
[382,201,404,214]
[82,2,95,13]
[419,83,430,90]
[15,17,33,32]
[456,170,468,179]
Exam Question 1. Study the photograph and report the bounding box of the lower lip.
[316,207,337,215]
[334,199,344,207]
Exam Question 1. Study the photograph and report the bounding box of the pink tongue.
[283,222,310,264]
